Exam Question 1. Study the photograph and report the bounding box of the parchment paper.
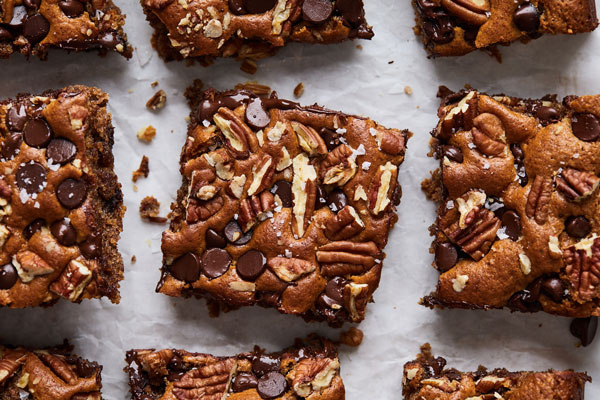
[0,1,599,398]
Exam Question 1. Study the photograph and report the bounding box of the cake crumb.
[240,59,257,75]
[132,155,149,182]
[133,184,138,192]
[146,90,167,111]
[137,125,156,143]
[356,44,363,50]
[293,82,305,98]
[131,255,137,263]
[151,81,159,88]
[338,327,364,347]
[139,196,167,223]
[404,85,413,95]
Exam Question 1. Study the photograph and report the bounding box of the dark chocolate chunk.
[327,190,347,212]
[510,143,528,186]
[325,276,346,304]
[228,0,246,14]
[58,0,85,18]
[206,228,227,248]
[571,113,600,142]
[0,263,18,290]
[23,118,53,148]
[535,106,560,123]
[24,219,45,240]
[440,145,463,163]
[243,0,277,14]
[245,98,271,130]
[335,0,363,25]
[16,162,47,194]
[435,242,458,272]
[565,216,592,238]
[272,181,293,207]
[2,132,23,159]
[501,210,521,241]
[50,219,77,246]
[6,105,27,132]
[0,27,11,42]
[232,372,258,392]
[224,220,252,245]
[319,127,340,152]
[23,13,50,43]
[422,18,455,44]
[47,138,77,164]
[257,371,287,399]
[236,250,266,281]
[24,0,41,9]
[302,0,333,24]
[80,234,101,259]
[541,277,566,303]
[570,317,598,347]
[56,178,87,209]
[252,355,281,377]
[169,252,201,282]
[513,2,540,33]
[316,185,328,209]
[201,248,231,279]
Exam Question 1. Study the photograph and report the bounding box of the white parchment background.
[1,0,599,398]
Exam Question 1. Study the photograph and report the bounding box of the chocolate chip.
[0,263,18,290]
[23,13,50,43]
[245,98,271,130]
[510,143,528,186]
[80,234,101,259]
[24,0,41,9]
[47,138,77,164]
[228,0,246,14]
[423,17,455,44]
[272,181,292,207]
[200,248,231,279]
[56,178,87,209]
[570,317,598,347]
[206,228,227,248]
[507,290,542,312]
[535,106,560,123]
[327,189,347,212]
[435,242,458,272]
[16,162,47,194]
[319,128,340,152]
[440,145,463,163]
[169,252,201,282]
[302,0,333,24]
[325,276,346,304]
[257,371,287,399]
[232,372,258,392]
[224,220,252,245]
[6,105,27,132]
[252,355,281,377]
[50,219,77,246]
[2,133,23,160]
[316,185,328,209]
[243,0,277,13]
[59,0,85,17]
[0,27,13,42]
[335,0,363,25]
[571,113,600,142]
[236,250,266,281]
[565,216,592,238]
[514,2,540,33]
[23,118,53,148]
[501,210,521,241]
[541,277,566,303]
[24,219,45,240]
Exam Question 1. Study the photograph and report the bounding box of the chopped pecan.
[0,349,25,384]
[317,241,379,277]
[172,358,236,400]
[292,121,327,156]
[213,108,251,159]
[345,282,369,322]
[472,113,506,156]
[204,151,234,181]
[228,175,247,199]
[475,376,506,393]
[140,196,167,223]
[49,258,94,301]
[146,90,167,111]
[292,154,317,238]
[0,178,11,198]
[13,251,54,282]
[564,236,600,302]
[139,349,173,380]
[320,144,357,186]
[368,162,398,215]
[556,168,600,202]
[186,197,224,224]
[38,353,77,385]
[526,175,552,224]
[238,190,275,232]
[441,0,489,25]
[419,377,459,392]
[325,205,365,240]
[247,155,274,196]
[291,358,339,397]
[375,129,406,155]
[268,257,316,282]
[438,91,477,140]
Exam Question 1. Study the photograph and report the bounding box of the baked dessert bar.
[125,336,344,400]
[158,85,410,326]
[422,87,600,318]
[0,341,103,399]
[412,0,598,57]
[0,0,132,59]
[403,344,590,399]
[0,85,125,307]
[140,0,373,64]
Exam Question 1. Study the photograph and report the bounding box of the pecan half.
[49,258,94,301]
[325,205,365,240]
[526,175,552,224]
[172,358,235,400]
[186,197,224,224]
[38,353,77,385]
[556,168,600,202]
[268,257,316,282]
[247,155,274,196]
[12,251,54,283]
[0,349,25,384]
[372,129,406,155]
[213,108,251,159]
[238,191,275,232]
[291,358,340,397]
[368,162,398,215]
[472,113,506,156]
[564,236,600,302]
[292,153,317,238]
[320,144,357,186]
[441,0,489,26]
[317,241,379,277]
[292,121,327,156]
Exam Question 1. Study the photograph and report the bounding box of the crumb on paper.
[151,81,159,88]
[146,90,167,111]
[356,44,363,50]
[137,125,156,143]
[128,88,134,94]
[240,59,258,75]
[293,82,305,98]
[131,255,137,263]
[338,327,364,347]
[132,155,150,182]
[133,184,138,192]
[388,60,394,64]
[404,85,413,95]
[234,82,271,96]
[139,196,167,223]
